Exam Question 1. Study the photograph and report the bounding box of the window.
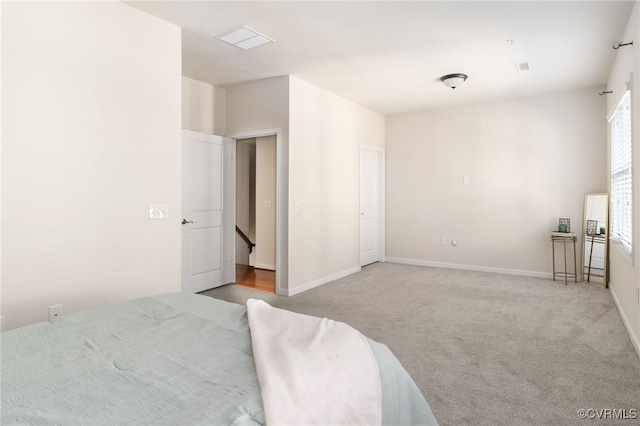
[609,89,633,255]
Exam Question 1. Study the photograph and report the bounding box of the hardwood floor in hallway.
[235,264,275,293]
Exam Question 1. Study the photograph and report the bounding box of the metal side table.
[551,232,577,285]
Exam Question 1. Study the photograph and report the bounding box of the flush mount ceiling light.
[216,26,274,50]
[440,73,468,89]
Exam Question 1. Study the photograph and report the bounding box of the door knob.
[181,219,194,225]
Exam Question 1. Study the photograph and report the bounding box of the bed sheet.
[1,293,437,425]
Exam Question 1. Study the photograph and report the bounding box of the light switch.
[463,177,470,186]
[149,204,169,220]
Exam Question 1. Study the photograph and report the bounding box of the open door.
[182,130,235,293]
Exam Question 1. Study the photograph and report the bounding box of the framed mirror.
[582,193,609,287]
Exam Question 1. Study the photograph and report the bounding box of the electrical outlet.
[636,288,639,304]
[452,239,457,246]
[49,304,62,322]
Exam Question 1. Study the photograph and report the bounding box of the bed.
[1,293,437,425]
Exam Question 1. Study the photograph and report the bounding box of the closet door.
[360,146,383,267]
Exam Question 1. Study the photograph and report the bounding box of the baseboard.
[609,285,640,360]
[284,266,361,296]
[253,263,275,271]
[385,257,552,280]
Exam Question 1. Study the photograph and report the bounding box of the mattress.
[1,293,437,425]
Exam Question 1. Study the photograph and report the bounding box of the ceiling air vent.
[516,62,530,72]
[216,26,274,50]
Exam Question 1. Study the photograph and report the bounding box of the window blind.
[610,90,633,253]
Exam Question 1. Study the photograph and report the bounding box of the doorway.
[235,135,277,293]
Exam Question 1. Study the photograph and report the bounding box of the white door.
[360,146,382,266]
[182,130,235,293]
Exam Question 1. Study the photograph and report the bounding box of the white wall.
[2,1,182,330]
[386,88,606,276]
[226,77,290,136]
[606,0,640,356]
[182,76,226,135]
[225,76,385,294]
[226,76,290,292]
[255,136,277,270]
[288,76,385,294]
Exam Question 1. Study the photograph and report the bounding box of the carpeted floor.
[201,262,640,426]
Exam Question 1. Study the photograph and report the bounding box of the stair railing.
[235,226,256,254]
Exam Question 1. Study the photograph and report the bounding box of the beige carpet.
[202,262,640,426]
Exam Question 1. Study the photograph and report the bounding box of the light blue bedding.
[1,293,437,425]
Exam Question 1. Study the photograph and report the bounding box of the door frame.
[360,144,385,265]
[228,128,283,295]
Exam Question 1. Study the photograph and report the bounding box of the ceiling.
[127,1,636,116]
